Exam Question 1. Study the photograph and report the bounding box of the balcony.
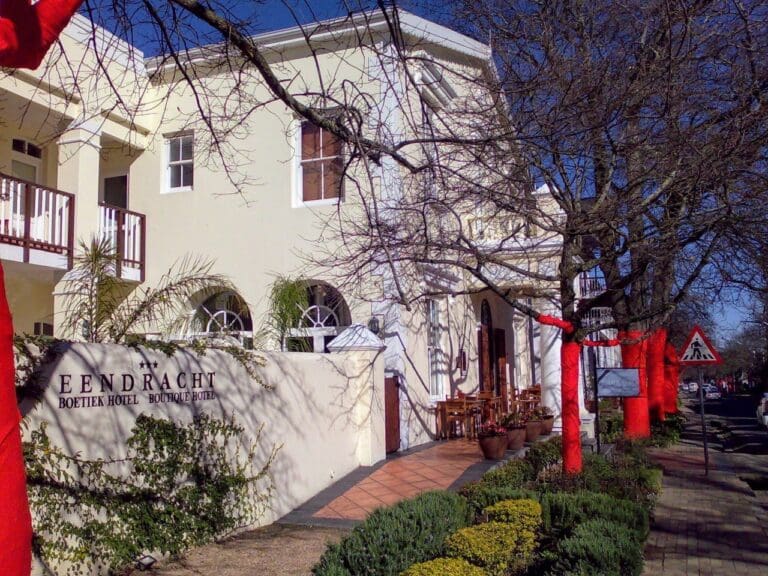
[579,273,606,300]
[98,204,146,282]
[0,172,74,269]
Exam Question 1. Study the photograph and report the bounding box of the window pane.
[170,164,181,188]
[301,123,320,159]
[181,136,193,160]
[27,144,42,159]
[182,163,194,187]
[12,139,25,153]
[302,162,322,201]
[169,138,180,162]
[323,159,342,199]
[322,130,341,158]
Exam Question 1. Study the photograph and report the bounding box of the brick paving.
[642,411,768,575]
[312,441,489,521]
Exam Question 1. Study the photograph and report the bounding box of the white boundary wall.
[20,344,386,528]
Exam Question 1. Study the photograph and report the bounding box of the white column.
[52,121,102,337]
[539,300,563,430]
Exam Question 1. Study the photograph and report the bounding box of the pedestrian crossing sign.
[679,325,722,365]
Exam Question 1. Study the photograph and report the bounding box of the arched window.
[286,283,351,353]
[188,290,253,346]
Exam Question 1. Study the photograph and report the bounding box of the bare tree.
[7,0,767,472]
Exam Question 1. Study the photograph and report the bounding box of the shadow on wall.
[16,340,384,574]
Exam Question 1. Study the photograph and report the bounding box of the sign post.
[679,325,723,476]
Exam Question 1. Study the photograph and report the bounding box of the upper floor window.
[300,122,342,202]
[166,133,194,192]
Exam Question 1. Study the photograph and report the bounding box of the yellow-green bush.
[445,522,536,576]
[400,558,487,576]
[483,499,542,535]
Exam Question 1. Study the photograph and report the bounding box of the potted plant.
[525,410,543,443]
[477,421,508,459]
[538,406,555,435]
[501,412,527,451]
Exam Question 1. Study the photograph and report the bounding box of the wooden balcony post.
[116,208,124,279]
[22,182,32,263]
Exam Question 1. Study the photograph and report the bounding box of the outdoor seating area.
[436,385,543,440]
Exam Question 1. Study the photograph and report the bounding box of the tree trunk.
[621,330,651,438]
[0,262,32,575]
[646,327,667,422]
[663,341,680,414]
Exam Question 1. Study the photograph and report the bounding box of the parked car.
[757,394,768,428]
[702,384,721,400]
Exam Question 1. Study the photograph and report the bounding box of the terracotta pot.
[478,435,507,459]
[540,416,555,435]
[506,427,526,451]
[525,419,542,442]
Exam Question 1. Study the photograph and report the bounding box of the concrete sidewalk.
[643,407,768,575]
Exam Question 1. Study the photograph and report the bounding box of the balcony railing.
[98,204,146,282]
[579,273,606,299]
[0,172,75,268]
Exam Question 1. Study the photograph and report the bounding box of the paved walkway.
[282,439,502,527]
[642,404,768,576]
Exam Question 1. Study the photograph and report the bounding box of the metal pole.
[590,348,601,455]
[698,367,709,475]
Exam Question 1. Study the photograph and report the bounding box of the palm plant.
[62,237,232,343]
[264,275,310,351]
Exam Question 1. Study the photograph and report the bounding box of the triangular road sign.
[679,325,722,365]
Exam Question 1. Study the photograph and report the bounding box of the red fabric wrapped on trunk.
[664,341,680,414]
[561,340,582,474]
[646,328,667,422]
[0,262,32,576]
[621,330,651,438]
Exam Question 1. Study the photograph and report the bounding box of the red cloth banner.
[621,330,651,438]
[0,0,83,69]
[0,262,32,576]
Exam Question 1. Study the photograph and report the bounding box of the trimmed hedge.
[540,492,649,540]
[526,436,563,475]
[479,459,534,489]
[312,491,470,576]
[446,521,536,576]
[483,499,542,535]
[459,483,539,518]
[546,519,643,576]
[400,558,487,576]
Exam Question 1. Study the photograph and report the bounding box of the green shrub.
[599,411,624,444]
[540,492,649,540]
[312,491,470,576]
[400,558,487,576]
[526,436,563,475]
[446,521,536,576]
[483,499,542,535]
[546,519,643,576]
[480,459,534,489]
[459,483,539,518]
[534,451,660,511]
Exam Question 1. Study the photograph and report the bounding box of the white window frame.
[427,298,445,400]
[163,133,194,194]
[293,120,343,208]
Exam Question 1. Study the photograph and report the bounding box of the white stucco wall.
[20,343,385,534]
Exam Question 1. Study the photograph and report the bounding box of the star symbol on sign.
[152,361,159,368]
[139,361,145,369]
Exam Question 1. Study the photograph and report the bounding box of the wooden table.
[436,399,483,439]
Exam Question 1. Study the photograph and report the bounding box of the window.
[427,299,444,399]
[300,122,342,202]
[11,138,41,183]
[188,291,253,347]
[286,283,351,352]
[166,134,194,191]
